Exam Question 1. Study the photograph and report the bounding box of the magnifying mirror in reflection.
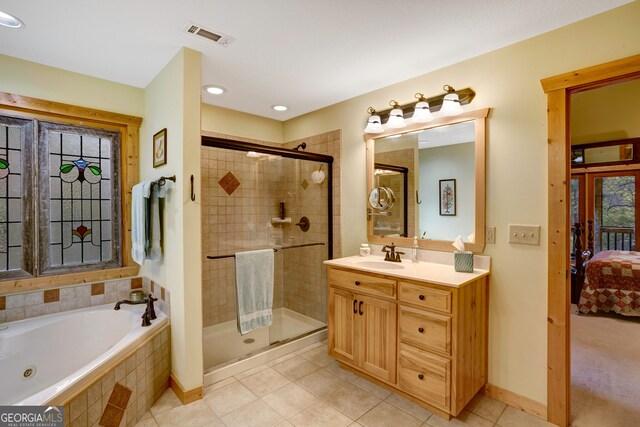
[368,186,396,211]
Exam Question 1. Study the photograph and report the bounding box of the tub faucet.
[114,294,158,327]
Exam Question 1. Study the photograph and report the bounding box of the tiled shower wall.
[374,148,416,238]
[201,130,341,328]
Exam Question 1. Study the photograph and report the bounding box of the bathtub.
[0,303,167,406]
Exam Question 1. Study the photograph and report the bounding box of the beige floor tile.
[496,407,555,427]
[138,411,152,422]
[351,377,392,399]
[384,393,433,421]
[357,402,422,427]
[299,346,333,367]
[268,353,298,367]
[235,363,270,380]
[288,401,353,427]
[262,382,319,418]
[426,410,493,427]
[239,367,291,397]
[135,417,159,427]
[464,393,506,423]
[221,399,284,427]
[204,376,237,393]
[276,422,295,427]
[323,384,381,420]
[322,363,360,383]
[296,369,346,400]
[203,381,257,416]
[295,341,324,354]
[154,401,223,427]
[149,388,181,417]
[348,423,364,427]
[273,355,321,381]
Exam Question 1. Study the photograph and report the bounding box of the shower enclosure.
[201,136,332,375]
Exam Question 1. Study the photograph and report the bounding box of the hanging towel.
[131,179,154,265]
[146,180,174,260]
[235,249,274,335]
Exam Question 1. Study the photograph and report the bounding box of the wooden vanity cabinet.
[327,265,488,419]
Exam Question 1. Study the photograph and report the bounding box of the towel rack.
[153,175,176,187]
[207,242,326,260]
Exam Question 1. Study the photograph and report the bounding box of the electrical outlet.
[508,224,541,245]
[486,226,496,244]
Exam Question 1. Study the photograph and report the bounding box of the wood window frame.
[0,92,141,295]
[541,54,640,427]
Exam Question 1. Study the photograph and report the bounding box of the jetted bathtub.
[0,303,167,405]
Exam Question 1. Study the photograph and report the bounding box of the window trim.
[0,92,141,295]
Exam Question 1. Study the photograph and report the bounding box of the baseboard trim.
[170,374,203,405]
[483,383,547,420]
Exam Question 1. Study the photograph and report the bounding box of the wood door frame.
[541,54,640,427]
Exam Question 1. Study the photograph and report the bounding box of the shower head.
[294,142,307,151]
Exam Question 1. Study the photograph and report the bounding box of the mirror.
[365,108,489,252]
[370,164,408,237]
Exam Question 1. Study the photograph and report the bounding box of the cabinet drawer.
[399,281,452,313]
[329,268,396,299]
[399,306,451,355]
[398,343,450,410]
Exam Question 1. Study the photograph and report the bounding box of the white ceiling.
[0,0,632,121]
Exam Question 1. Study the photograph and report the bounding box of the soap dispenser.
[412,236,419,263]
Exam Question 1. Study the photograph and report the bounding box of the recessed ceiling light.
[272,105,288,112]
[0,10,24,28]
[204,85,226,95]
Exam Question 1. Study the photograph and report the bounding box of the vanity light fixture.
[363,85,475,133]
[439,85,464,116]
[411,93,433,123]
[272,105,288,112]
[386,100,407,129]
[0,10,24,28]
[204,85,226,95]
[364,108,384,134]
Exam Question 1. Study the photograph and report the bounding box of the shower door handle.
[358,301,363,316]
[353,300,357,314]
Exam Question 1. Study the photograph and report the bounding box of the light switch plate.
[486,226,496,244]
[508,224,541,245]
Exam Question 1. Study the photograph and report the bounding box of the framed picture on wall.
[439,179,456,216]
[153,128,167,168]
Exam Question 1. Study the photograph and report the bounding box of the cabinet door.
[358,295,397,383]
[328,287,357,365]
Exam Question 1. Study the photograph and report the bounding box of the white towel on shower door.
[235,249,274,335]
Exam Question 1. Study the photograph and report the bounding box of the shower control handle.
[358,301,363,315]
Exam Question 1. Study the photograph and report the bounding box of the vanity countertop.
[324,255,489,288]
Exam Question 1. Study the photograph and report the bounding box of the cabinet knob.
[418,327,424,333]
[355,281,361,286]
[418,374,424,380]
[419,294,425,300]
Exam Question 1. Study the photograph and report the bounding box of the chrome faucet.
[114,294,158,327]
[382,243,404,262]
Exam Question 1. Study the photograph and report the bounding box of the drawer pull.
[355,281,361,286]
[419,294,425,300]
[418,373,425,380]
[353,300,357,314]
[359,301,364,315]
[418,327,425,333]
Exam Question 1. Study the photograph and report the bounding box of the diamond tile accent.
[301,179,309,190]
[218,171,240,196]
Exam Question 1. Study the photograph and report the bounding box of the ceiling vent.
[183,21,234,47]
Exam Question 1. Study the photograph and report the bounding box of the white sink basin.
[354,260,405,269]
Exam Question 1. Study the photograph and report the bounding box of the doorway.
[543,55,640,426]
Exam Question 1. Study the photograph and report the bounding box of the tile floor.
[136,341,553,427]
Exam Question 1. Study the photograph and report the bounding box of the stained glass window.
[39,122,121,273]
[0,116,34,279]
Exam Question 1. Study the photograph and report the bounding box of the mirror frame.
[365,107,490,253]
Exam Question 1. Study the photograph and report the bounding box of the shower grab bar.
[206,242,326,260]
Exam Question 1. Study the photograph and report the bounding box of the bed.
[577,243,640,316]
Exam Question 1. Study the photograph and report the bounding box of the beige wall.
[0,54,144,117]
[140,48,203,390]
[201,103,283,143]
[571,78,640,145]
[282,2,640,404]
